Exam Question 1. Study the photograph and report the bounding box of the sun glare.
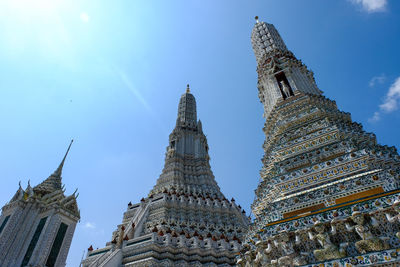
[1,0,63,20]
[80,12,90,23]
[0,0,86,63]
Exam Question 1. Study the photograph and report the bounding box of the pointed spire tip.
[53,139,74,177]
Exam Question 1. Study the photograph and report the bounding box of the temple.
[81,85,249,267]
[237,17,400,266]
[0,140,80,267]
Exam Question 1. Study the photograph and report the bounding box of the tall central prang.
[82,85,249,267]
[238,17,400,267]
[150,85,222,198]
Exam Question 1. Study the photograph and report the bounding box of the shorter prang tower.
[0,141,80,267]
[81,85,249,267]
[238,17,400,267]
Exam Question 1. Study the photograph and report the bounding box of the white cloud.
[350,0,387,13]
[369,74,386,87]
[84,222,96,229]
[380,77,400,112]
[369,76,400,122]
[368,111,381,122]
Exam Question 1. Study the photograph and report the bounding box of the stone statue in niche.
[275,231,294,266]
[275,230,306,266]
[244,250,255,267]
[237,245,255,267]
[236,246,249,267]
[346,211,388,254]
[385,199,400,239]
[308,221,346,261]
[293,230,309,265]
[236,259,245,267]
[280,80,293,98]
[330,215,351,254]
[254,241,270,266]
[264,239,279,266]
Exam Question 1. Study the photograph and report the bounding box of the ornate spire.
[176,84,197,128]
[81,83,249,267]
[251,17,321,119]
[34,140,73,195]
[251,17,288,64]
[52,139,73,178]
[151,86,221,196]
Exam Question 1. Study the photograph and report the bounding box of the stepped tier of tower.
[82,86,249,267]
[238,18,400,267]
[252,93,399,224]
[0,141,79,267]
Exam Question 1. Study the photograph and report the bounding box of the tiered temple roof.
[0,141,79,266]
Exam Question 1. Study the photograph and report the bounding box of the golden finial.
[186,84,190,93]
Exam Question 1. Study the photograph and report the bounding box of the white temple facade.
[81,85,249,267]
[0,141,80,267]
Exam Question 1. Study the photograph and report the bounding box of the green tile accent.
[21,217,48,267]
[46,222,68,267]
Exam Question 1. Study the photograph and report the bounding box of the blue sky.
[0,0,399,266]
